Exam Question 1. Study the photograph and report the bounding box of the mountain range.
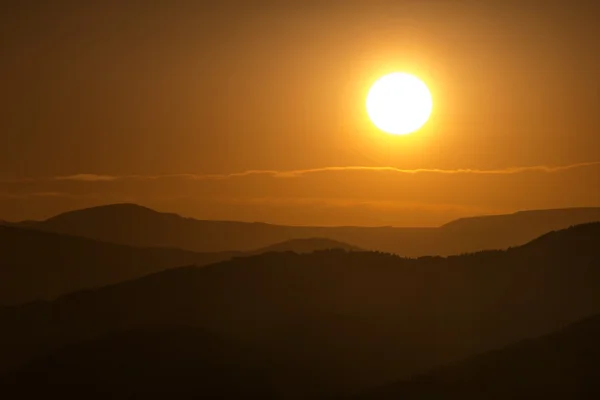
[6,312,600,400]
[1,325,280,400]
[16,203,600,256]
[0,225,357,305]
[7,202,598,305]
[353,311,600,399]
[1,223,599,397]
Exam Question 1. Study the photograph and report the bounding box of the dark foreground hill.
[0,225,357,305]
[0,223,599,397]
[22,203,600,255]
[354,312,600,400]
[0,325,280,400]
[0,225,235,305]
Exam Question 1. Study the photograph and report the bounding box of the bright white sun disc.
[366,73,433,135]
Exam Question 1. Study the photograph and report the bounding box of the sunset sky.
[2,1,599,225]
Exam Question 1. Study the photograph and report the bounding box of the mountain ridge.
[1,325,281,400]
[0,224,357,305]
[1,223,599,397]
[353,309,600,399]
[17,203,600,255]
[249,238,362,254]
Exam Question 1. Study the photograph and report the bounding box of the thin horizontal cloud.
[220,196,496,212]
[0,178,37,184]
[50,172,279,182]
[270,161,600,178]
[47,161,600,182]
[29,192,67,197]
[0,192,71,199]
[54,174,122,182]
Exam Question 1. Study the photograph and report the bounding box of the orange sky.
[1,1,599,225]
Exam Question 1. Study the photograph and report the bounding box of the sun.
[366,72,433,135]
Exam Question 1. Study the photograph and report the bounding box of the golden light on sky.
[1,2,600,226]
[366,73,433,135]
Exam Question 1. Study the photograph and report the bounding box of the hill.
[0,223,599,397]
[25,203,292,252]
[21,203,600,255]
[0,226,357,305]
[0,325,280,400]
[438,207,600,253]
[354,311,600,399]
[0,225,236,305]
[250,238,362,254]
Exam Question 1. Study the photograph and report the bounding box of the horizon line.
[5,160,597,182]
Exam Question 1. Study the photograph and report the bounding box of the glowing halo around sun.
[366,72,433,135]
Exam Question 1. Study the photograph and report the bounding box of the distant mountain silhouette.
[0,226,357,305]
[1,325,280,400]
[0,220,19,227]
[1,223,599,397]
[439,207,600,252]
[249,237,362,255]
[25,203,291,252]
[21,203,600,255]
[353,312,600,399]
[0,225,236,305]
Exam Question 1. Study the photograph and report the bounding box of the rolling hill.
[0,223,599,397]
[20,203,600,255]
[250,237,362,254]
[0,325,280,400]
[354,312,600,399]
[0,225,235,305]
[0,225,358,305]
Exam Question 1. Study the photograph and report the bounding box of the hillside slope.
[1,325,280,400]
[0,225,235,305]
[0,223,599,397]
[354,312,600,399]
[23,203,600,255]
[0,226,357,305]
[250,238,362,254]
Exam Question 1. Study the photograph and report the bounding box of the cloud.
[54,174,122,182]
[220,196,496,212]
[0,178,36,184]
[267,162,600,178]
[45,161,600,182]
[2,161,598,186]
[29,192,66,197]
[0,192,71,199]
